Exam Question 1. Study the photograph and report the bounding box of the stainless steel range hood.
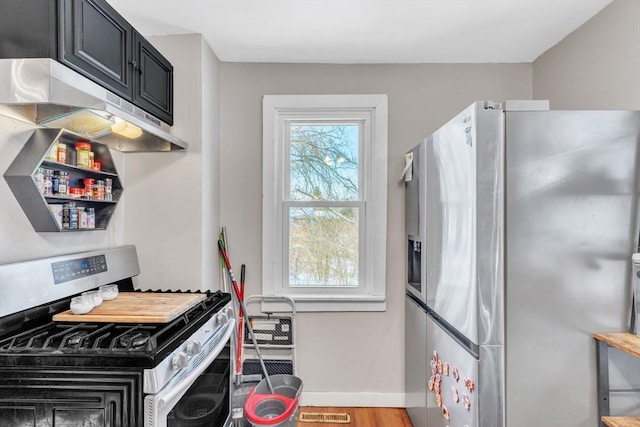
[0,58,187,152]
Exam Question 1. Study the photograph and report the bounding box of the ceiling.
[106,0,614,64]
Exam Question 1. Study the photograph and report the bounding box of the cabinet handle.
[129,60,137,70]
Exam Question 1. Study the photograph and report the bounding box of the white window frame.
[262,94,388,312]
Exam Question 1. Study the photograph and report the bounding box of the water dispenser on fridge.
[405,140,427,303]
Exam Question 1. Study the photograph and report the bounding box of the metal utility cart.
[231,295,297,426]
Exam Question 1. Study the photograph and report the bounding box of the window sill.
[262,294,386,312]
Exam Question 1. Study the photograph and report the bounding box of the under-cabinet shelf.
[601,416,640,427]
[594,333,640,427]
[4,128,123,232]
[593,333,640,358]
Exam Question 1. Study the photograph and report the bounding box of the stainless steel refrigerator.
[405,100,640,427]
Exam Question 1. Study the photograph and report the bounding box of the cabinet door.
[61,0,133,100]
[133,30,174,125]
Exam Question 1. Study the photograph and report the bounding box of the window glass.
[288,206,359,287]
[289,123,360,201]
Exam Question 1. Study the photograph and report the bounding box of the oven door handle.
[157,318,235,409]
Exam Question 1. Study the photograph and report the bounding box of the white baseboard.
[299,392,405,408]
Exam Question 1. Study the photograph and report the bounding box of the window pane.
[289,124,359,201]
[289,207,359,287]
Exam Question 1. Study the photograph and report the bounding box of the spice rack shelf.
[40,160,119,178]
[4,128,123,232]
[594,333,640,427]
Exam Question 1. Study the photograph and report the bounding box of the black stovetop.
[0,288,231,368]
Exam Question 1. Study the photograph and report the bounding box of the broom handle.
[218,240,274,394]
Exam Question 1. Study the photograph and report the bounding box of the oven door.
[145,318,236,427]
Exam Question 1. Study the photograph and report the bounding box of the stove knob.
[223,306,234,319]
[216,311,229,326]
[172,351,189,370]
[186,340,202,356]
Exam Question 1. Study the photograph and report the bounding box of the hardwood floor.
[297,407,413,427]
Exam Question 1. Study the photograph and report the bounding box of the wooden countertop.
[593,333,640,358]
[602,417,640,427]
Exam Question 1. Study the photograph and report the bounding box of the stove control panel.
[143,302,235,394]
[51,254,108,284]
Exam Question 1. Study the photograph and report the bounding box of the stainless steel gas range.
[0,245,235,427]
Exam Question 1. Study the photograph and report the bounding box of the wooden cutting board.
[53,292,207,323]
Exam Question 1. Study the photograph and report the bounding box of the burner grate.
[0,322,159,353]
[112,327,155,350]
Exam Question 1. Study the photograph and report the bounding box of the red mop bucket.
[244,374,303,427]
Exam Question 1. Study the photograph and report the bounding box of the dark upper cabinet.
[61,0,134,100]
[0,0,173,126]
[132,30,173,125]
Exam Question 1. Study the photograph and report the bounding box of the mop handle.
[218,240,275,394]
[234,264,246,378]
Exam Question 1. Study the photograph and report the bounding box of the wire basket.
[253,397,288,419]
[244,375,303,427]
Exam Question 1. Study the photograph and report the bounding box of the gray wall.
[219,63,532,405]
[122,34,222,292]
[533,0,640,110]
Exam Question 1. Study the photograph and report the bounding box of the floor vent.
[299,412,351,423]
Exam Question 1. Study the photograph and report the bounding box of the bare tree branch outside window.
[288,124,360,287]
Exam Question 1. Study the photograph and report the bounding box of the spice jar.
[82,178,94,199]
[104,178,112,201]
[87,208,96,229]
[75,142,92,168]
[51,172,59,194]
[62,203,70,229]
[43,169,53,196]
[64,202,79,229]
[94,180,105,201]
[34,167,45,194]
[45,143,57,161]
[68,187,83,198]
[56,143,66,164]
[77,206,87,229]
[70,204,78,229]
[54,171,69,196]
